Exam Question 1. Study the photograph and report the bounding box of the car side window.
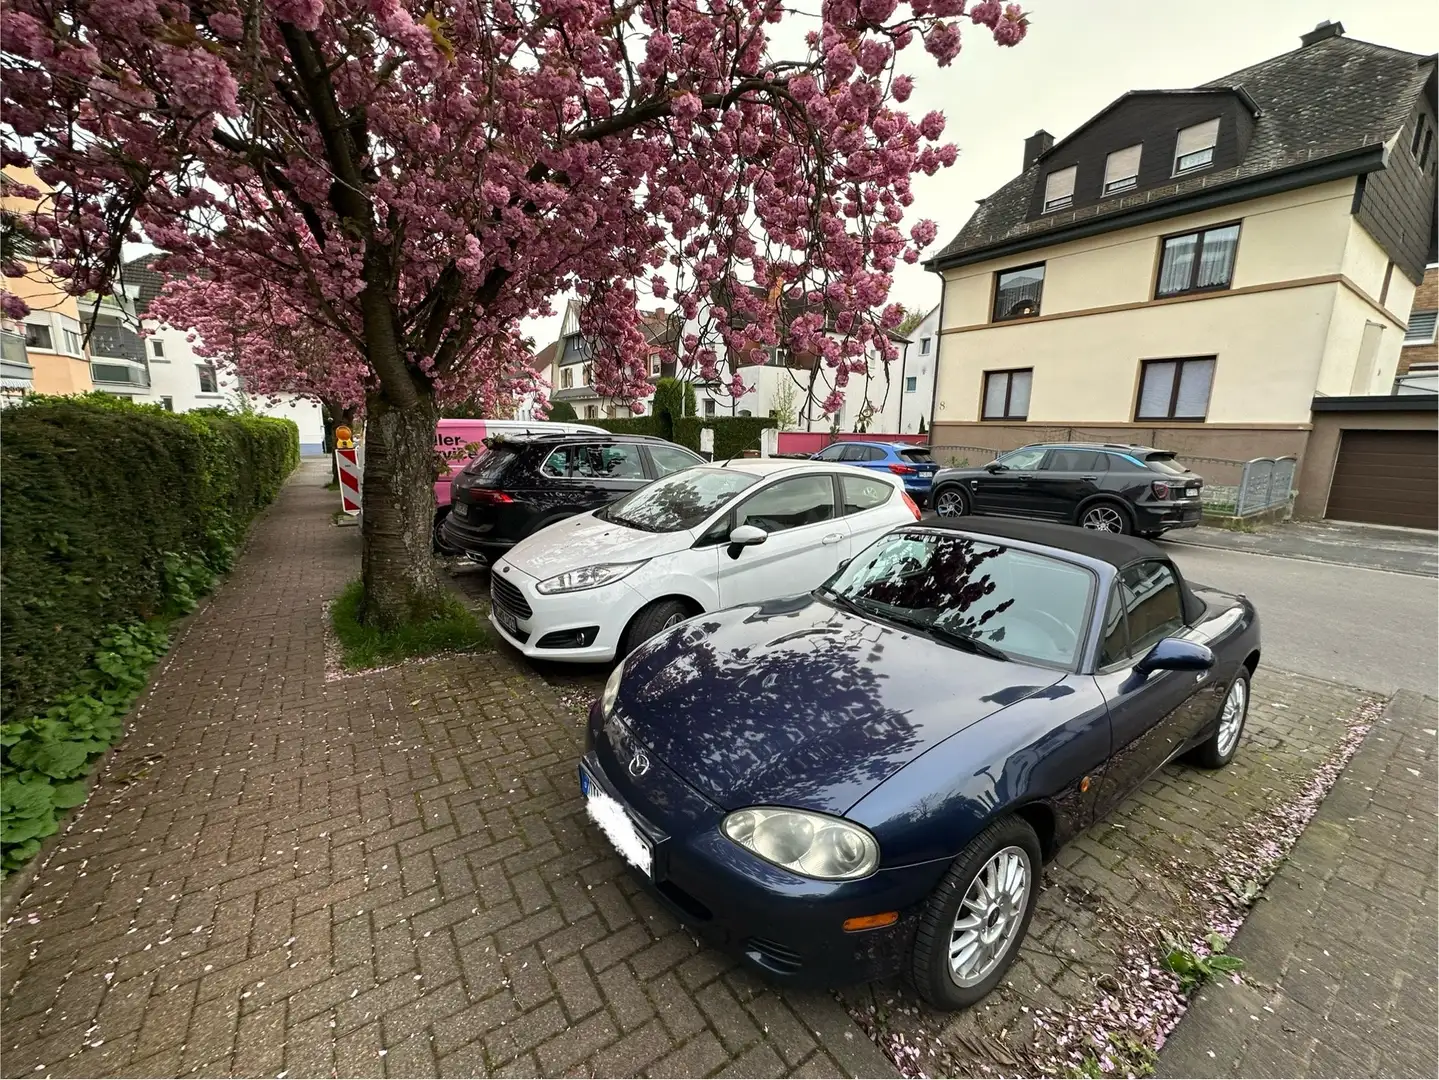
[814,445,846,461]
[1103,452,1138,472]
[995,447,1048,470]
[838,445,868,462]
[1046,449,1104,472]
[567,443,644,480]
[649,444,701,476]
[1097,583,1129,667]
[540,446,574,478]
[840,474,893,515]
[734,475,837,534]
[1119,561,1186,655]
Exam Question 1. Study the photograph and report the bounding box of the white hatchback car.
[487,459,920,662]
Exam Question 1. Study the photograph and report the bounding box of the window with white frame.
[23,321,53,351]
[62,328,82,356]
[197,365,218,393]
[649,354,661,376]
[1103,144,1142,195]
[1405,310,1437,345]
[920,336,931,355]
[1042,165,1076,212]
[1173,119,1220,175]
[151,338,165,359]
[905,376,917,393]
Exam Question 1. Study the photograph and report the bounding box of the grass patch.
[330,579,490,669]
[324,478,340,490]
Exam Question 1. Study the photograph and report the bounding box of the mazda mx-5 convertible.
[579,517,1259,1009]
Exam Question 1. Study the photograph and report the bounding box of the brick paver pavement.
[1158,688,1439,1079]
[0,462,893,1080]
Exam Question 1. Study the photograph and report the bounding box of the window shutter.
[1175,118,1220,157]
[1174,359,1214,417]
[1103,144,1143,189]
[1009,370,1032,417]
[1138,361,1177,417]
[1043,166,1077,210]
[984,374,1008,418]
[1405,310,1437,344]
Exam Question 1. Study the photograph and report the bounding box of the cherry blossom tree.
[1,0,1028,628]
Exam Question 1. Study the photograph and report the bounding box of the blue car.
[580,517,1259,1009]
[810,440,938,505]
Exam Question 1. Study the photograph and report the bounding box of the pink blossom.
[924,23,963,65]
[891,74,915,102]
[918,110,946,140]
[970,0,1002,27]
[671,92,702,122]
[208,13,244,40]
[1,291,31,319]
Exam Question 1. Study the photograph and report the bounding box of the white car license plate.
[494,606,518,635]
[452,502,468,519]
[580,769,653,877]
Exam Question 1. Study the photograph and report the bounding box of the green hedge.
[1,395,299,722]
[590,416,663,438]
[674,416,777,458]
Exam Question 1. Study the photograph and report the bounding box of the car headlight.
[721,807,879,880]
[600,660,625,718]
[535,561,648,594]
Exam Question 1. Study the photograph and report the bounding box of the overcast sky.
[521,0,1439,350]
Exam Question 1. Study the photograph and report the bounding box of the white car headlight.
[600,660,625,718]
[534,561,648,595]
[721,807,879,880]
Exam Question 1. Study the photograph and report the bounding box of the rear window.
[464,446,519,481]
[1144,453,1193,477]
[900,449,934,463]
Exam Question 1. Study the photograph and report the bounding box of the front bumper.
[581,703,948,986]
[487,562,642,663]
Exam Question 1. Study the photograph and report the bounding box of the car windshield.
[596,468,758,532]
[822,530,1095,668]
[1143,453,1193,476]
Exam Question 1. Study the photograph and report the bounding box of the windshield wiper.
[816,585,868,617]
[880,612,1010,661]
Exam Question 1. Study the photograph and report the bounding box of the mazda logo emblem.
[628,749,651,778]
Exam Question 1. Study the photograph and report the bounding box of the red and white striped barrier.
[336,447,361,515]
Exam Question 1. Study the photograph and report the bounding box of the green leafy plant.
[546,399,579,421]
[1162,933,1245,993]
[330,580,490,669]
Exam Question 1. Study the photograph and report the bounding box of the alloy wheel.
[936,489,966,517]
[949,845,1030,987]
[1216,677,1247,757]
[1082,505,1124,532]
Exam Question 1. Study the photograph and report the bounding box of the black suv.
[929,443,1204,537]
[440,433,704,562]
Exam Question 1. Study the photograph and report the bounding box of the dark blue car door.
[1091,562,1208,810]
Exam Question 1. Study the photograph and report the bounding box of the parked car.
[487,460,921,662]
[432,418,606,551]
[929,443,1204,538]
[810,441,939,506]
[578,517,1258,1007]
[440,432,704,562]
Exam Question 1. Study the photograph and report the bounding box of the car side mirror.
[1134,637,1214,676]
[726,524,768,560]
[985,462,1006,473]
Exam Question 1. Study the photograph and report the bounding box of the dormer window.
[1042,166,1076,213]
[1103,144,1143,195]
[1173,119,1220,175]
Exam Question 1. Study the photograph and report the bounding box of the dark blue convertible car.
[580,518,1259,1010]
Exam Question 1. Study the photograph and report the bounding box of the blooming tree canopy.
[1,0,1028,625]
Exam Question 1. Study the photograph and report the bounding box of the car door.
[837,473,903,553]
[569,441,650,510]
[713,474,848,606]
[1031,449,1108,520]
[1091,561,1206,811]
[970,446,1049,515]
[644,443,705,478]
[812,444,847,463]
[838,444,880,472]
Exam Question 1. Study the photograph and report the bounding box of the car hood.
[500,511,692,578]
[614,595,1065,815]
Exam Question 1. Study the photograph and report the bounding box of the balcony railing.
[89,323,146,363]
[90,361,151,389]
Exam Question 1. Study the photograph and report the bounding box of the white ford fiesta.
[486,459,921,662]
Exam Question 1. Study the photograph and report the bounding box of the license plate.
[580,768,652,876]
[494,606,518,634]
[452,502,468,519]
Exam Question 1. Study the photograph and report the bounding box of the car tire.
[933,485,969,518]
[620,599,692,657]
[1077,500,1132,535]
[1188,670,1250,769]
[909,816,1042,1011]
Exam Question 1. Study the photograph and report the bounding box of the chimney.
[1300,20,1344,46]
[1023,130,1055,171]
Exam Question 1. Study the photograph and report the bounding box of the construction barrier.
[334,425,361,515]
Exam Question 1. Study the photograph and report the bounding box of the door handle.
[821,533,843,545]
[1080,475,1099,481]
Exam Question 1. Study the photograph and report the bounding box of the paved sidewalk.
[1159,689,1439,1079]
[0,462,891,1079]
[1161,520,1437,577]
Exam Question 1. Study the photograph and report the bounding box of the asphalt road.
[1160,541,1437,696]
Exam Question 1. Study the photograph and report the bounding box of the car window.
[1097,584,1129,667]
[539,446,574,478]
[464,446,519,481]
[1144,452,1194,477]
[900,448,934,463]
[840,475,893,515]
[1045,449,1106,472]
[814,445,846,461]
[649,444,702,476]
[995,447,1048,470]
[838,445,869,462]
[735,475,837,534]
[828,531,1095,668]
[1119,561,1186,654]
[597,467,757,533]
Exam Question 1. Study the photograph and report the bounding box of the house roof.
[928,32,1436,270]
[120,253,169,316]
[531,340,558,374]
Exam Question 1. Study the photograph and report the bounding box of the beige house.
[924,22,1438,481]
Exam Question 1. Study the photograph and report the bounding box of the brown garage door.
[1326,429,1438,529]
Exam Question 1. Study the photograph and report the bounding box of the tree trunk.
[358,388,445,629]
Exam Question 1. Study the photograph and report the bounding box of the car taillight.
[1151,481,1170,500]
[471,489,514,504]
[888,463,916,475]
[901,492,921,519]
